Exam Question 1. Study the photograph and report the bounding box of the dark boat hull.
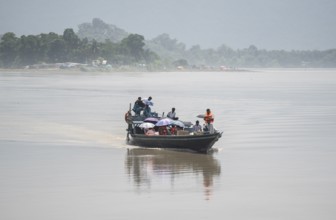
[129,132,222,153]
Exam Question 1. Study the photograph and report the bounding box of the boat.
[125,111,222,153]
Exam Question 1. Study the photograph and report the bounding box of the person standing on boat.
[193,120,202,133]
[204,108,214,134]
[167,107,179,120]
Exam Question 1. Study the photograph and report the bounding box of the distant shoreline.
[1,67,335,74]
[0,67,252,73]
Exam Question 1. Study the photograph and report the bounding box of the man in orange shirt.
[204,108,214,134]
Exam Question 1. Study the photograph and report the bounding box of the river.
[1,69,336,220]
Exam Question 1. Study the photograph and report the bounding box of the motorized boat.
[125,112,222,153]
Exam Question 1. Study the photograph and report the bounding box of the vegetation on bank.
[0,18,335,70]
[0,29,159,70]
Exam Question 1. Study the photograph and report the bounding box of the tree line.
[0,29,159,68]
[147,34,336,68]
[1,23,335,69]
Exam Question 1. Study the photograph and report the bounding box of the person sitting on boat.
[145,128,155,136]
[170,125,177,135]
[159,126,168,135]
[142,96,154,116]
[204,108,215,134]
[132,97,145,115]
[167,107,179,120]
[192,120,202,133]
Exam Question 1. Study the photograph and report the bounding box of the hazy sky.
[1,0,335,50]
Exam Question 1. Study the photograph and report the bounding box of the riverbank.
[0,64,251,73]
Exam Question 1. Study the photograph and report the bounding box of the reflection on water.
[125,148,221,200]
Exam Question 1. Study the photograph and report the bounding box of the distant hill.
[77,18,128,42]
[76,18,187,64]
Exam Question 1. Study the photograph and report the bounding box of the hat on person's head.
[196,120,199,124]
[149,96,152,100]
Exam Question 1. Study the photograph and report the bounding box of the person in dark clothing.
[132,97,145,115]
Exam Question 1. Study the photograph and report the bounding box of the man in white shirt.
[142,96,153,117]
[167,107,178,120]
[193,120,202,132]
[142,96,153,106]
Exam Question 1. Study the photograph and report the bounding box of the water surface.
[1,69,336,220]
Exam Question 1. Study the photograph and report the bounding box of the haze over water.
[1,69,336,219]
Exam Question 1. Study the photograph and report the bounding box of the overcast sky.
[1,0,335,50]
